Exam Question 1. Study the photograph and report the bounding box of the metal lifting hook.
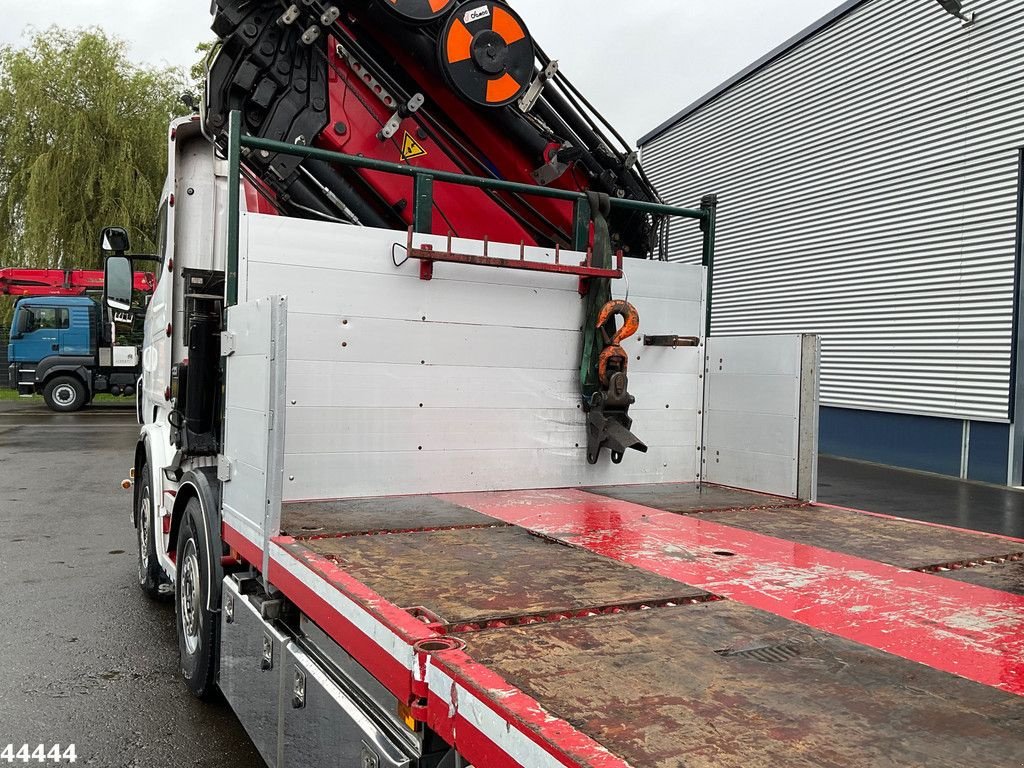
[596,300,640,386]
[586,298,646,465]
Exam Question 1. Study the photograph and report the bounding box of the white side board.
[221,295,288,564]
[237,214,706,501]
[703,334,820,500]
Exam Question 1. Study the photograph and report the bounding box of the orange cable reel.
[380,0,459,23]
[437,2,536,107]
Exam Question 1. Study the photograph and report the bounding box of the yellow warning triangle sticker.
[401,131,428,161]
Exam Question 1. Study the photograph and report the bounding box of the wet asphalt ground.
[2,401,1023,766]
[0,401,260,767]
[818,454,1024,538]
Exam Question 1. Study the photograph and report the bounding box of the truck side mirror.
[101,226,131,254]
[104,255,134,312]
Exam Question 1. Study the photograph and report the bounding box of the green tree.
[0,27,187,275]
[191,40,218,93]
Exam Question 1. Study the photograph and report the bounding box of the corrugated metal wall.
[641,0,1024,422]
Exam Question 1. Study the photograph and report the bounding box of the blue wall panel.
[820,407,962,477]
[821,406,1012,484]
[967,422,1010,485]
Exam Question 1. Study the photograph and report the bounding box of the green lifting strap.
[579,191,614,403]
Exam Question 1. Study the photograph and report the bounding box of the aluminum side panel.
[238,216,705,500]
[703,334,819,499]
[221,296,288,561]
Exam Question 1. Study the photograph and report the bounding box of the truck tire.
[136,467,171,600]
[42,375,87,413]
[176,499,219,700]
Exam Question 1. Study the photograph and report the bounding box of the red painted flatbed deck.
[225,483,1024,767]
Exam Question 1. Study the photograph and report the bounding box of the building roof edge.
[638,0,868,147]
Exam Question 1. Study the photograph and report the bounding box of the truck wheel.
[176,499,219,700]
[136,468,171,600]
[42,376,86,413]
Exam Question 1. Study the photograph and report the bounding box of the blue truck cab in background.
[7,295,140,412]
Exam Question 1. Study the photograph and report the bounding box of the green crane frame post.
[224,110,717,334]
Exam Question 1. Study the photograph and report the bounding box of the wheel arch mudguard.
[34,356,94,395]
[170,468,224,613]
[132,437,153,527]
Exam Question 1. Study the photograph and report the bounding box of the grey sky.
[0,0,841,144]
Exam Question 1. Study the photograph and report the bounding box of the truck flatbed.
[224,482,1024,768]
[200,213,1021,766]
[135,48,1024,766]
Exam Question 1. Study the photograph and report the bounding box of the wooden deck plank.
[281,494,502,537]
[942,560,1024,596]
[459,601,1024,768]
[299,526,707,625]
[695,505,1024,570]
[585,482,798,513]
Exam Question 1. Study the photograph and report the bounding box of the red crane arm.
[0,268,156,297]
